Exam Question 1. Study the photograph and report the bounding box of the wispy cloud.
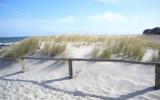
[56,16,77,23]
[54,12,126,24]
[88,12,126,22]
[96,0,121,3]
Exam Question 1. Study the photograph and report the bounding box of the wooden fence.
[0,57,160,89]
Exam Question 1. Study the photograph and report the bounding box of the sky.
[0,0,160,37]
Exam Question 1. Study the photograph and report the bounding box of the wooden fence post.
[155,64,160,89]
[20,57,26,72]
[68,59,73,79]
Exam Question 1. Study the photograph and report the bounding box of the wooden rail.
[0,57,160,89]
[21,57,159,65]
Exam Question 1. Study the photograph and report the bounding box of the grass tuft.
[100,48,113,59]
[90,48,100,58]
[42,43,67,56]
[2,37,39,58]
[1,35,160,62]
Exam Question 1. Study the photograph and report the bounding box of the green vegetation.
[152,50,160,62]
[100,48,113,59]
[42,43,67,56]
[90,48,100,58]
[1,38,39,58]
[0,35,160,62]
[90,35,160,61]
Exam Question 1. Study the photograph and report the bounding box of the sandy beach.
[1,0,160,99]
[0,45,160,100]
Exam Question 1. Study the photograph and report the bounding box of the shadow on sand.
[42,60,66,71]
[0,71,22,78]
[0,60,15,70]
[0,71,156,100]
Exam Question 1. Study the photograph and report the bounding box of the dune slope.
[0,46,160,100]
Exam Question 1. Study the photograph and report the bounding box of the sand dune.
[0,46,160,100]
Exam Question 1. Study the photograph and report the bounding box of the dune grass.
[90,35,160,61]
[0,35,160,62]
[100,48,113,59]
[42,43,67,56]
[90,48,100,58]
[152,50,160,62]
[1,37,39,58]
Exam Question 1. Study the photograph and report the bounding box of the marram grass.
[42,43,67,56]
[90,35,160,61]
[1,38,39,58]
[0,35,160,62]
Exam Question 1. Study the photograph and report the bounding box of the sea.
[0,37,28,43]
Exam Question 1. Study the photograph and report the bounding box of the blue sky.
[0,0,160,37]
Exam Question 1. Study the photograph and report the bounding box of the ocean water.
[0,37,28,43]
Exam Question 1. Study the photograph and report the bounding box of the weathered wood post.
[68,59,73,79]
[155,63,160,89]
[20,57,26,72]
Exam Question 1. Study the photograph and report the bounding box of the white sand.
[0,46,160,100]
